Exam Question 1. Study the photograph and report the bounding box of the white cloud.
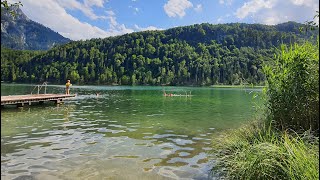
[194,4,202,12]
[128,6,139,14]
[164,0,193,18]
[8,0,136,40]
[262,14,282,25]
[105,10,134,35]
[15,0,109,40]
[106,10,116,16]
[236,0,276,19]
[290,0,315,6]
[106,10,117,27]
[56,0,106,20]
[216,14,232,24]
[134,25,163,31]
[84,0,106,7]
[235,0,319,25]
[219,0,233,5]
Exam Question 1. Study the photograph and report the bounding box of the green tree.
[1,0,22,16]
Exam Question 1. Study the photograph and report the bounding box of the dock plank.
[1,94,76,106]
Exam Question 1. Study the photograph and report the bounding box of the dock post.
[17,103,24,108]
[54,99,61,104]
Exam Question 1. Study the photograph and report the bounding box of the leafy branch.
[300,11,319,32]
[1,0,23,17]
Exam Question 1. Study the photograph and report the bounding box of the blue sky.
[11,0,319,40]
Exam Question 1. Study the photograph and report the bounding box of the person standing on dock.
[66,80,72,95]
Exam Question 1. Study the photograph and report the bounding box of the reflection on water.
[1,84,261,179]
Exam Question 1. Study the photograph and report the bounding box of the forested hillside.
[1,7,71,50]
[1,47,44,81]
[1,22,318,85]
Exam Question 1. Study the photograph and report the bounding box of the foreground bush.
[263,40,319,132]
[211,121,319,180]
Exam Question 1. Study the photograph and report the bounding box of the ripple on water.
[157,166,207,179]
[11,153,25,157]
[167,138,194,146]
[113,155,140,159]
[152,134,188,139]
[143,167,154,172]
[12,135,29,139]
[178,152,191,157]
[81,105,95,108]
[126,122,140,125]
[42,155,57,159]
[146,114,164,117]
[106,129,127,134]
[159,149,173,156]
[126,128,137,132]
[108,124,127,128]
[7,162,25,168]
[28,165,51,170]
[7,170,29,175]
[192,137,204,141]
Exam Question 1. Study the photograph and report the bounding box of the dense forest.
[1,22,318,85]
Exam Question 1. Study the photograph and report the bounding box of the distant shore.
[209,85,265,88]
[1,82,265,88]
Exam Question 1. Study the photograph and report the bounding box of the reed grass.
[263,41,319,132]
[211,121,319,180]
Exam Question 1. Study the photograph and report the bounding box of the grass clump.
[211,121,319,180]
[263,41,319,132]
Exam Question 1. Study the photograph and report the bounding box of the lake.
[1,83,262,179]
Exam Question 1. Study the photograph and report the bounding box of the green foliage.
[263,41,319,132]
[2,22,317,85]
[300,11,319,33]
[211,121,319,180]
[1,47,44,82]
[1,0,22,17]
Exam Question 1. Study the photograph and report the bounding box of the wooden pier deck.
[1,94,76,107]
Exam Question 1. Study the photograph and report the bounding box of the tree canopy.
[1,22,318,85]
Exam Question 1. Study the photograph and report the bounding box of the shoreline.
[1,82,265,88]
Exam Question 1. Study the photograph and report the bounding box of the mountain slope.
[1,21,318,85]
[1,6,71,50]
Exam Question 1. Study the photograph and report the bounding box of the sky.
[9,0,319,40]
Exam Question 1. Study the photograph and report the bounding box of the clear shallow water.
[1,84,261,179]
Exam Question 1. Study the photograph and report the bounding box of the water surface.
[1,84,261,179]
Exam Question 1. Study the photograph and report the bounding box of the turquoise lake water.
[1,84,262,179]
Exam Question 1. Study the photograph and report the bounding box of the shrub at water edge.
[211,121,319,180]
[263,40,319,132]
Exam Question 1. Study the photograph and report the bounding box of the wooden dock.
[1,94,76,107]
